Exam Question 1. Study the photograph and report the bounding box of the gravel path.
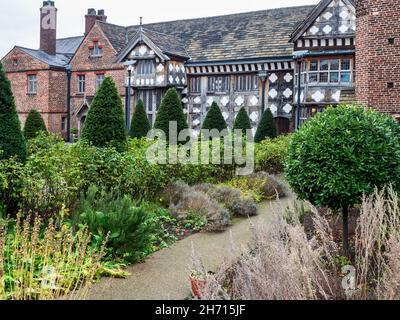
[88,197,293,300]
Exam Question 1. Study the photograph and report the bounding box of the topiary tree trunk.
[254,108,277,142]
[202,102,227,132]
[23,109,48,140]
[81,77,127,152]
[154,88,188,142]
[0,62,26,162]
[233,107,252,135]
[130,99,151,139]
[342,205,349,258]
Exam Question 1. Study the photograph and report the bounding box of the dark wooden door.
[275,117,290,136]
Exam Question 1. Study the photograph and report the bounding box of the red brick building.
[1,0,399,140]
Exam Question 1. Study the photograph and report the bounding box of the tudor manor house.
[2,0,400,140]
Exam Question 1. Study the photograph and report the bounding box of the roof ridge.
[56,35,84,41]
[126,5,316,29]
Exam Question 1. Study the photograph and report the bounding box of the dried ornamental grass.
[0,212,106,300]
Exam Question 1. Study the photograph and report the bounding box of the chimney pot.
[98,9,105,16]
[88,8,96,15]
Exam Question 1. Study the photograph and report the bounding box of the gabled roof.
[99,5,315,63]
[56,36,84,55]
[16,46,71,68]
[290,0,355,42]
[115,26,189,62]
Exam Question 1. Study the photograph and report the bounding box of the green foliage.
[202,102,227,132]
[130,99,151,139]
[254,135,291,173]
[23,109,47,140]
[81,77,127,152]
[0,62,26,162]
[154,88,188,141]
[72,186,161,262]
[233,107,252,135]
[285,105,400,210]
[255,108,277,142]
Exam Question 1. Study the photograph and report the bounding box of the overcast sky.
[0,0,319,58]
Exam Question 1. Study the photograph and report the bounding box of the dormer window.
[137,60,155,75]
[90,41,103,57]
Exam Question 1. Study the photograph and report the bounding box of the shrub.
[73,186,159,262]
[202,102,227,132]
[163,181,231,232]
[0,62,26,162]
[23,109,47,140]
[285,105,400,256]
[0,211,105,300]
[254,135,291,173]
[233,107,252,135]
[130,99,151,139]
[254,108,277,142]
[81,77,127,152]
[206,185,257,217]
[154,88,188,142]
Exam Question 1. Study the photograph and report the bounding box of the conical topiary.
[23,109,48,140]
[81,77,127,152]
[154,88,188,141]
[130,99,151,139]
[254,108,277,142]
[0,62,26,161]
[202,102,227,132]
[233,107,252,135]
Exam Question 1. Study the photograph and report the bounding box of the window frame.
[137,59,155,76]
[90,42,103,57]
[27,74,38,95]
[189,77,201,93]
[235,74,258,92]
[78,75,86,94]
[299,57,354,86]
[95,73,105,91]
[207,75,230,93]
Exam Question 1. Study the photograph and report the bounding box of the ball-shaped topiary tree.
[81,77,127,152]
[285,105,400,256]
[0,62,26,162]
[233,107,252,135]
[254,108,277,142]
[202,102,227,132]
[23,109,48,140]
[130,99,151,139]
[154,88,188,141]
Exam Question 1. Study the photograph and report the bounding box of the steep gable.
[291,0,355,42]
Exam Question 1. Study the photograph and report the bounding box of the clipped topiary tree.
[23,109,48,140]
[285,105,400,257]
[154,88,188,141]
[202,102,227,132]
[0,62,26,162]
[81,77,127,152]
[130,99,151,139]
[254,108,277,142]
[233,107,252,135]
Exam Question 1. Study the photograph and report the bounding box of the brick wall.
[356,0,400,115]
[70,22,130,132]
[1,47,68,134]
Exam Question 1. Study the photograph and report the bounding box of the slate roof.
[56,36,84,55]
[99,5,315,63]
[16,46,71,68]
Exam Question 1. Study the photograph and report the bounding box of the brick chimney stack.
[40,1,57,55]
[85,9,107,35]
[355,0,400,116]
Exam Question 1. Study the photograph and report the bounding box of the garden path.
[88,196,294,300]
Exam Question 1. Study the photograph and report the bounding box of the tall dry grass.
[200,188,400,300]
[0,212,106,300]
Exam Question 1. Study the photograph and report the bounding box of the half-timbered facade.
[1,0,399,139]
[290,0,356,124]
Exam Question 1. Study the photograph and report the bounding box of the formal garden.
[1,61,400,300]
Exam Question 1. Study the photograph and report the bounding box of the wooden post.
[342,205,349,258]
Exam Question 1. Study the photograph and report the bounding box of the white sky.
[0,0,319,58]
